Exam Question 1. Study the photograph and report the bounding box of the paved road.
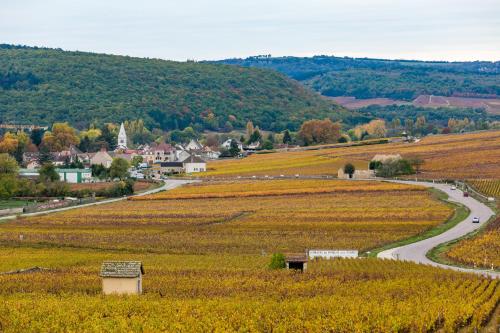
[378,180,499,278]
[0,179,195,221]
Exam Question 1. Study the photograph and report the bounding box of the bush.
[96,179,135,197]
[369,160,382,170]
[269,253,286,270]
[376,159,414,178]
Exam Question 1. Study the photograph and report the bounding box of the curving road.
[0,179,195,221]
[378,180,499,278]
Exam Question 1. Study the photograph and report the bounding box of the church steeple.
[117,122,128,150]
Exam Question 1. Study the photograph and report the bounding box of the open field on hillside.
[1,179,498,332]
[333,95,500,114]
[204,131,500,179]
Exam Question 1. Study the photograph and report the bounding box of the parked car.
[451,185,457,190]
[472,217,480,223]
[463,192,469,197]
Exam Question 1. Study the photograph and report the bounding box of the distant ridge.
[211,55,500,100]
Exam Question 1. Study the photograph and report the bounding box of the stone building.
[100,261,144,295]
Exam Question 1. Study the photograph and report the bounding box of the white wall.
[184,162,206,173]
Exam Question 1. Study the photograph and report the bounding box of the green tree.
[109,158,129,180]
[408,157,425,174]
[38,145,53,164]
[229,140,241,157]
[344,163,356,178]
[0,153,19,174]
[282,129,292,144]
[131,155,144,168]
[0,174,19,199]
[39,163,59,183]
[99,124,117,151]
[248,129,262,144]
[262,140,274,150]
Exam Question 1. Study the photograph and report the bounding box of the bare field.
[332,94,500,114]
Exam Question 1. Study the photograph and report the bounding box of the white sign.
[308,250,358,259]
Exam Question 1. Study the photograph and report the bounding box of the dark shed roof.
[285,254,308,263]
[100,261,144,278]
[160,162,183,167]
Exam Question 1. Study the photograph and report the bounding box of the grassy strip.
[366,188,470,257]
[426,214,499,272]
[0,200,31,209]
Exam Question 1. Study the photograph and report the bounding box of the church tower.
[117,123,128,150]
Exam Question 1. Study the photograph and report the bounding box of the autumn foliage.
[298,118,341,145]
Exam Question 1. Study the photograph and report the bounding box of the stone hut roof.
[285,254,308,263]
[100,261,144,278]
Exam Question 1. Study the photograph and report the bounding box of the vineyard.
[0,179,498,331]
[445,216,500,270]
[0,252,498,332]
[467,179,500,198]
[0,180,451,254]
[203,130,500,179]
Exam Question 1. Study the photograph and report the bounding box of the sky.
[1,0,499,62]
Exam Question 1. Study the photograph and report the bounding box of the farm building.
[337,168,375,179]
[182,155,206,173]
[56,168,92,183]
[285,254,308,272]
[100,261,144,295]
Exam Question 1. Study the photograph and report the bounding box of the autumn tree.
[246,121,255,140]
[0,132,19,154]
[204,134,219,148]
[355,119,387,139]
[298,118,341,146]
[0,153,19,175]
[42,123,80,151]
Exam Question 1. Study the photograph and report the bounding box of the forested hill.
[0,45,346,131]
[212,56,500,100]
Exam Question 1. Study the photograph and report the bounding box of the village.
[17,123,241,183]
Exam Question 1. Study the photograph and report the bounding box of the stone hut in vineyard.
[100,261,144,295]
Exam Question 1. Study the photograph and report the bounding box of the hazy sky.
[1,0,499,61]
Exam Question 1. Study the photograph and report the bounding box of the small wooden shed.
[100,261,144,295]
[285,254,308,272]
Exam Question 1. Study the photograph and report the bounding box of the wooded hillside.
[0,45,346,131]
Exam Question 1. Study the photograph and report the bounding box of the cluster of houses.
[20,123,214,183]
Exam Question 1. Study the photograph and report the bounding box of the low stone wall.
[337,169,375,179]
[0,208,24,216]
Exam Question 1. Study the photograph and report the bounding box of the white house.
[222,139,243,151]
[182,155,206,173]
[185,139,203,151]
